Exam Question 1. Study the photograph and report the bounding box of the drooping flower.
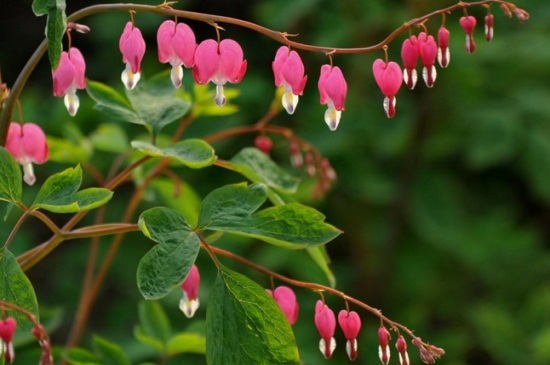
[119,21,146,90]
[459,15,477,53]
[157,20,197,88]
[417,32,438,88]
[395,335,410,365]
[338,310,362,361]
[272,46,308,114]
[378,326,391,364]
[372,59,403,119]
[5,122,48,186]
[0,317,17,364]
[193,38,247,107]
[318,64,347,131]
[179,264,200,318]
[437,26,451,68]
[401,36,419,90]
[314,300,336,359]
[52,47,86,116]
[266,286,299,325]
[485,14,494,41]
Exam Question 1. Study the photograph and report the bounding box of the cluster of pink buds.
[179,264,200,318]
[0,317,17,363]
[400,31,438,91]
[266,286,299,326]
[5,122,49,186]
[52,47,86,116]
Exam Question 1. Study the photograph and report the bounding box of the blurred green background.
[1,0,549,364]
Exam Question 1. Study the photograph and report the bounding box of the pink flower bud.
[437,26,451,68]
[157,20,197,88]
[318,65,347,131]
[289,141,303,169]
[378,326,391,364]
[52,47,86,116]
[0,317,17,364]
[513,7,530,22]
[266,286,299,325]
[272,46,308,114]
[459,16,477,53]
[338,310,361,360]
[485,14,494,41]
[67,22,91,33]
[5,122,49,186]
[179,264,200,318]
[395,335,409,365]
[314,300,336,359]
[255,135,273,154]
[401,36,419,89]
[193,38,247,107]
[119,21,146,90]
[417,32,438,88]
[372,59,403,119]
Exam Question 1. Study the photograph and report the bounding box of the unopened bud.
[513,8,530,22]
[67,22,91,33]
[378,326,391,364]
[484,14,494,41]
[255,135,273,154]
[395,335,409,365]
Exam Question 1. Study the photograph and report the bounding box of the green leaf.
[0,147,22,204]
[307,246,336,287]
[92,335,130,365]
[191,84,240,118]
[197,183,341,248]
[0,249,39,331]
[206,266,300,365]
[150,178,201,227]
[63,347,102,365]
[137,207,200,299]
[138,301,171,344]
[46,5,67,70]
[226,147,299,194]
[90,123,129,154]
[132,139,216,169]
[32,165,113,213]
[46,136,90,164]
[167,333,206,355]
[134,325,165,353]
[86,80,138,124]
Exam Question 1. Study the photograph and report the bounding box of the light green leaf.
[191,84,240,118]
[206,266,300,365]
[31,165,113,213]
[86,80,138,124]
[46,136,90,164]
[138,301,171,344]
[137,207,200,299]
[131,139,216,169]
[226,147,299,194]
[90,123,129,154]
[63,347,102,365]
[150,178,201,227]
[0,249,39,331]
[167,333,206,355]
[0,147,22,204]
[92,335,130,365]
[134,326,165,353]
[307,246,336,287]
[197,183,341,248]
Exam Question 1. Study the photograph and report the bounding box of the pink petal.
[338,310,361,340]
[157,20,176,64]
[172,22,197,67]
[120,22,146,73]
[68,47,86,89]
[272,46,289,87]
[181,264,200,300]
[324,66,347,111]
[193,39,219,84]
[273,286,299,325]
[52,51,75,97]
[282,51,307,95]
[401,36,418,69]
[219,39,246,83]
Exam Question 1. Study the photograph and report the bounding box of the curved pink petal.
[282,51,307,95]
[120,22,146,73]
[193,39,219,84]
[419,33,437,66]
[68,47,86,89]
[338,310,361,340]
[157,20,176,64]
[181,264,200,301]
[324,66,347,111]
[272,46,290,86]
[401,36,418,69]
[5,123,48,164]
[219,39,245,83]
[272,286,299,325]
[52,52,75,96]
[373,59,403,97]
[318,64,331,105]
[172,22,196,67]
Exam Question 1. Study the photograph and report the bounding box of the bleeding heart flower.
[459,16,477,53]
[318,64,347,131]
[157,20,197,88]
[396,335,410,365]
[314,300,336,359]
[338,310,362,360]
[437,26,451,68]
[266,286,299,325]
[179,264,200,318]
[0,317,17,364]
[193,38,247,107]
[5,122,48,186]
[372,59,403,119]
[485,14,495,41]
[378,326,391,364]
[272,46,308,114]
[119,21,146,90]
[401,36,419,90]
[418,32,438,88]
[52,47,86,116]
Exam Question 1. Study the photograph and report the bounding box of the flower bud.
[395,335,409,365]
[314,300,336,359]
[437,26,451,68]
[338,310,361,360]
[459,16,477,53]
[484,14,494,41]
[266,286,299,325]
[179,264,200,318]
[378,326,391,364]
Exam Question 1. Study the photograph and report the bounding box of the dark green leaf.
[86,80,138,124]
[167,333,206,355]
[150,178,201,227]
[92,335,130,365]
[226,147,299,194]
[137,207,200,299]
[0,249,39,331]
[132,139,216,169]
[63,347,102,365]
[198,183,341,248]
[206,266,300,365]
[46,5,66,70]
[0,147,22,204]
[138,301,171,344]
[31,165,113,213]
